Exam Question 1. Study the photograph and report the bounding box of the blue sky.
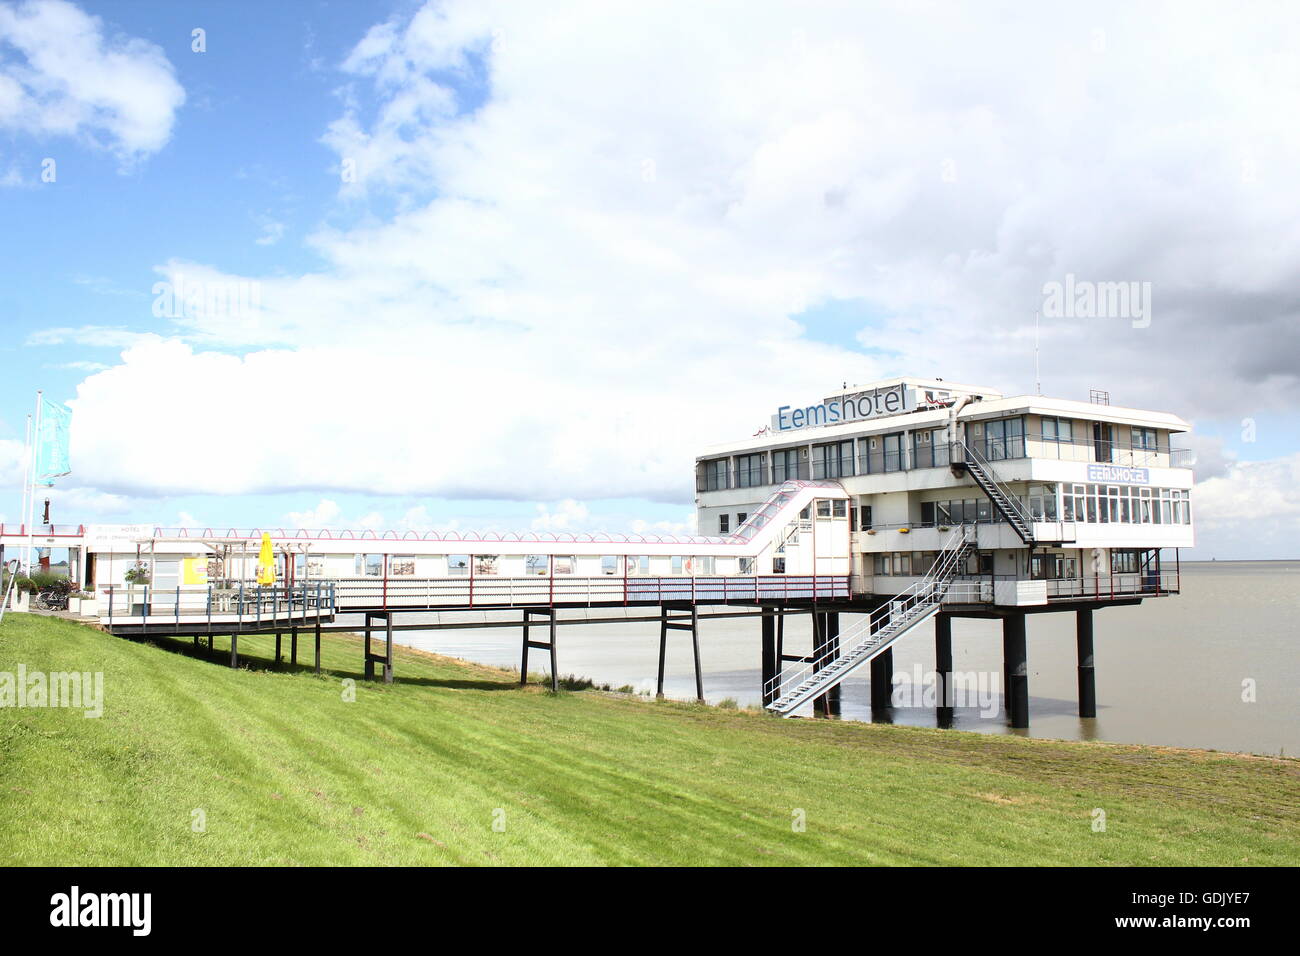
[2,1,1298,557]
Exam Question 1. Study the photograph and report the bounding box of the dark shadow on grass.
[114,632,520,692]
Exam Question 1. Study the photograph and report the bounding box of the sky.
[1,0,1298,558]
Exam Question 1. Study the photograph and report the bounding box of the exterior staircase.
[952,440,1035,544]
[764,525,978,715]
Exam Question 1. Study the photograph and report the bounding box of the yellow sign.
[182,557,208,585]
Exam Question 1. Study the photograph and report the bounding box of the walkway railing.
[99,581,336,630]
[330,573,851,609]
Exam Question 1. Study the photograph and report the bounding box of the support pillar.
[313,618,321,675]
[657,603,703,702]
[935,613,953,728]
[290,625,298,666]
[1002,612,1028,728]
[1076,608,1096,719]
[229,633,238,669]
[521,608,558,692]
[870,647,894,713]
[275,632,282,664]
[813,612,841,717]
[760,609,777,707]
[364,611,394,683]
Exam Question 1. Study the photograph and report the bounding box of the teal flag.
[33,397,72,486]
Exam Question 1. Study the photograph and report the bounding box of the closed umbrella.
[256,533,277,586]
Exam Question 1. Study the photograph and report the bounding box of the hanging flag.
[33,397,72,486]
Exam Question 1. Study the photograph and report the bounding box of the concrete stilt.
[290,625,298,665]
[1076,608,1096,718]
[760,609,777,707]
[1002,612,1029,728]
[870,646,894,713]
[935,613,953,728]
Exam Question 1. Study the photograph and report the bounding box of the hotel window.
[627,555,649,575]
[671,556,684,575]
[772,447,801,482]
[816,500,831,518]
[832,500,847,518]
[700,458,729,491]
[860,504,873,530]
[1030,553,1067,580]
[892,552,912,575]
[601,555,620,575]
[814,440,854,478]
[737,512,748,527]
[475,555,500,576]
[736,452,766,488]
[390,555,416,577]
[873,554,890,575]
[718,514,730,535]
[921,501,935,525]
[1042,417,1073,443]
[1132,427,1158,451]
[526,554,549,575]
[739,557,754,575]
[697,556,716,574]
[447,555,469,576]
[772,557,786,574]
[984,417,1025,460]
[882,432,904,472]
[1028,484,1058,520]
[553,556,575,575]
[1111,550,1143,574]
[356,554,384,577]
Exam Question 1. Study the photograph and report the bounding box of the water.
[377,561,1299,756]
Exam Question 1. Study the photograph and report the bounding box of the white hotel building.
[695,376,1193,604]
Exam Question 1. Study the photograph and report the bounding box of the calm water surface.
[373,561,1299,755]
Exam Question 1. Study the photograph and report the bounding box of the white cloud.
[1191,454,1300,558]
[531,499,589,531]
[254,220,285,246]
[0,0,184,161]
[46,1,1300,539]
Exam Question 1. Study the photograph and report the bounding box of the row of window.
[870,548,1160,580]
[871,551,994,576]
[701,417,1175,492]
[343,554,723,577]
[1062,485,1190,525]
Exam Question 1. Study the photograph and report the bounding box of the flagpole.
[19,413,31,565]
[25,391,42,574]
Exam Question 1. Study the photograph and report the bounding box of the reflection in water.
[381,562,1299,756]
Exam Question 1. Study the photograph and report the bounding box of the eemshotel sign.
[773,383,918,432]
[1087,464,1150,484]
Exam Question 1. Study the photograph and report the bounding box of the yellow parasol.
[255,532,277,586]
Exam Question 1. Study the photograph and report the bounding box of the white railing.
[328,573,852,608]
[764,525,974,708]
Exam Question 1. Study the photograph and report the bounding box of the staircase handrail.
[958,440,1034,529]
[763,524,975,705]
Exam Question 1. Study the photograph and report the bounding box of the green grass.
[1,613,1297,866]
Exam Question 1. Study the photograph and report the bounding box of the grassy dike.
[1,613,1297,866]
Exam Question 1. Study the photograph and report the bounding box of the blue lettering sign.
[1087,464,1150,484]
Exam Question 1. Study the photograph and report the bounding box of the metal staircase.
[764,525,978,715]
[952,440,1035,543]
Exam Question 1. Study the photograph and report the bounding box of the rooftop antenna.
[1034,309,1041,396]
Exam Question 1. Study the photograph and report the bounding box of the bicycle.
[33,590,69,612]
